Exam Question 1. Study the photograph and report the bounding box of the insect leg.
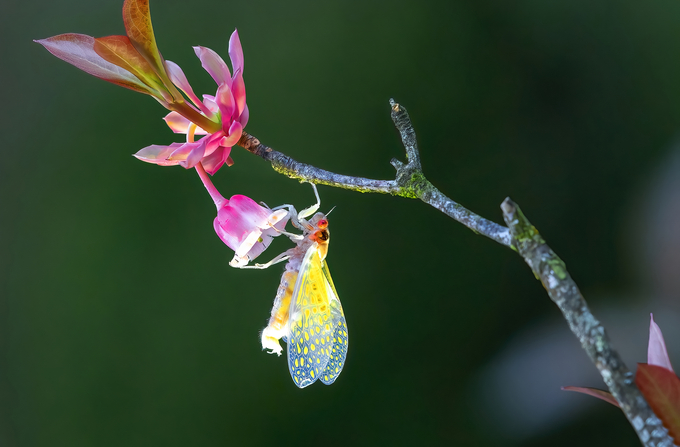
[270,204,305,230]
[235,253,291,269]
[274,229,304,242]
[271,203,297,214]
[262,207,303,240]
[297,183,321,221]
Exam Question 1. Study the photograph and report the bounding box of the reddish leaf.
[636,363,680,442]
[122,0,166,78]
[94,35,167,98]
[561,386,620,407]
[34,33,153,95]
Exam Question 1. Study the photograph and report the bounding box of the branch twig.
[501,199,676,447]
[237,99,511,247]
[238,99,678,446]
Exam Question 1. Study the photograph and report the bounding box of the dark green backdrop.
[3,0,680,445]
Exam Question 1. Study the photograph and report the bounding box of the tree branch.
[238,99,678,445]
[237,99,511,247]
[501,199,676,447]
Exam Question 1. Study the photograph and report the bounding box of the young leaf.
[561,386,620,407]
[636,363,680,442]
[122,0,167,79]
[35,33,153,95]
[94,35,169,101]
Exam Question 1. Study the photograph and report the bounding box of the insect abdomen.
[261,270,298,355]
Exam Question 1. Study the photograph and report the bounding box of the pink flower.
[35,0,246,175]
[195,164,288,266]
[134,30,249,175]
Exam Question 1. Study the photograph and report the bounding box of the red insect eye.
[318,219,328,229]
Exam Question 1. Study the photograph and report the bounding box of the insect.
[238,184,348,388]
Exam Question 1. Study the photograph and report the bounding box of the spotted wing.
[287,244,342,388]
[318,259,348,385]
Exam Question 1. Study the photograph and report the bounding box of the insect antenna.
[325,206,337,217]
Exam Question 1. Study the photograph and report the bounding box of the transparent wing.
[319,259,348,385]
[287,244,340,388]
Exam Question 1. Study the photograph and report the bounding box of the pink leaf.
[561,386,620,407]
[649,314,675,373]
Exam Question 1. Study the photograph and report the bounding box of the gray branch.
[501,199,676,447]
[237,99,511,247]
[238,99,676,446]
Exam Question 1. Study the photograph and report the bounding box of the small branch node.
[390,158,404,170]
[500,197,515,216]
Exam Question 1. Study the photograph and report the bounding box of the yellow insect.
[240,184,348,388]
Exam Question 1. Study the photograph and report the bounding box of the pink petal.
[220,121,243,147]
[205,132,226,157]
[213,196,289,262]
[243,232,275,260]
[215,83,236,126]
[35,34,151,95]
[133,143,183,166]
[228,195,271,223]
[165,60,213,116]
[202,147,231,175]
[649,314,675,373]
[239,209,290,260]
[167,141,199,161]
[239,104,249,128]
[194,46,231,88]
[231,69,246,118]
[202,95,218,113]
[213,215,240,251]
[226,156,235,167]
[163,112,208,135]
[180,138,208,169]
[214,196,266,251]
[228,30,244,75]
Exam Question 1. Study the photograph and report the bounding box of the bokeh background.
[2,0,680,445]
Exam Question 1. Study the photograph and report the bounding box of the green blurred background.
[3,0,680,445]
